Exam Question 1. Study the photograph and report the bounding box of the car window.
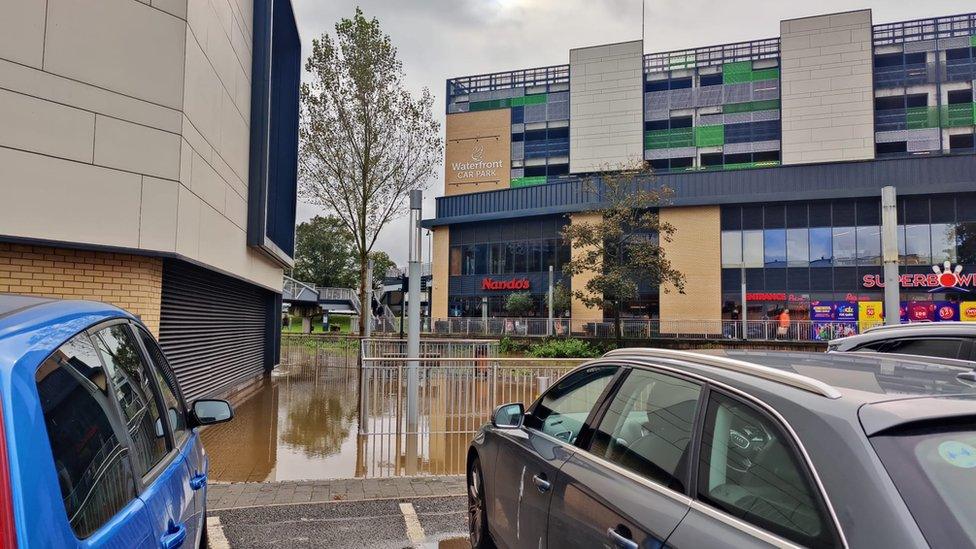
[588,369,701,491]
[871,424,976,547]
[35,333,138,538]
[524,365,617,443]
[135,327,187,442]
[882,338,965,360]
[92,324,169,476]
[697,392,838,548]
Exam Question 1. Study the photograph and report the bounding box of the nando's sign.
[481,277,530,291]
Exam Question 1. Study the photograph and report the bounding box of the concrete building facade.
[428,9,976,338]
[0,0,300,399]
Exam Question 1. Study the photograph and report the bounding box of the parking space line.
[399,502,427,546]
[206,516,232,549]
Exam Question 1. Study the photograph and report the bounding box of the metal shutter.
[158,259,271,401]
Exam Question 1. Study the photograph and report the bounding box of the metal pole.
[548,265,554,336]
[406,190,422,475]
[365,258,374,338]
[481,296,488,335]
[881,186,900,325]
[740,265,748,340]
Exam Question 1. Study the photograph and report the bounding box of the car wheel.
[468,456,492,549]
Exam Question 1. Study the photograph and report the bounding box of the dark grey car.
[467,348,976,548]
[828,321,976,361]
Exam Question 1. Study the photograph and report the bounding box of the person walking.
[777,308,791,339]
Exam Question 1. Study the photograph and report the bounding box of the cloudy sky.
[291,0,974,265]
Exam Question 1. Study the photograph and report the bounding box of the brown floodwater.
[201,342,577,482]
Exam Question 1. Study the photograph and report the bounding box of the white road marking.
[399,502,427,547]
[206,516,232,549]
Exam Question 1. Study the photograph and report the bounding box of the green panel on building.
[972,34,976,46]
[645,127,693,149]
[907,106,940,129]
[723,99,780,114]
[510,176,548,188]
[941,103,976,128]
[511,94,547,107]
[695,125,725,147]
[722,61,753,84]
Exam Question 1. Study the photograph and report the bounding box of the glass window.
[742,230,764,268]
[959,222,976,264]
[932,224,957,263]
[787,228,809,267]
[721,231,742,268]
[832,227,856,266]
[698,392,837,548]
[525,365,617,443]
[881,338,965,360]
[764,230,787,268]
[588,370,700,491]
[871,426,976,547]
[450,247,461,276]
[490,243,506,274]
[856,226,881,266]
[809,228,832,267]
[905,224,931,265]
[474,244,488,274]
[92,325,169,476]
[36,334,137,538]
[135,327,187,443]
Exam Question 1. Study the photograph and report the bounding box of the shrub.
[499,336,531,355]
[527,338,600,358]
[505,292,535,317]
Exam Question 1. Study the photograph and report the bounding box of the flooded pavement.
[202,358,362,482]
[202,336,581,482]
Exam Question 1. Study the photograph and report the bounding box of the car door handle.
[607,527,638,549]
[531,474,550,493]
[160,521,187,549]
[189,472,207,490]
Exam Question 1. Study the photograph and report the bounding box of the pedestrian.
[777,308,791,339]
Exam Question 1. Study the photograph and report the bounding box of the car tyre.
[468,456,493,549]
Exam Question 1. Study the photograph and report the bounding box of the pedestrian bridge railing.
[374,318,871,342]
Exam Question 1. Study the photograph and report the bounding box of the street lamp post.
[405,190,422,475]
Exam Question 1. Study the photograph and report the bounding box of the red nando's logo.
[862,262,973,292]
[481,277,530,291]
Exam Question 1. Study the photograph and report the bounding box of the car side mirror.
[491,402,524,429]
[190,399,234,427]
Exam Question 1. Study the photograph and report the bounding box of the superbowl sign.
[862,263,973,292]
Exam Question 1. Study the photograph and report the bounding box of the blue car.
[0,296,233,548]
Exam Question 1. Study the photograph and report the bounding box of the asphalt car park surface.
[211,496,467,548]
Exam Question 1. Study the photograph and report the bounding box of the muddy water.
[201,342,578,482]
[201,360,363,482]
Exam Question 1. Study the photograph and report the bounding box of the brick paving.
[207,476,466,510]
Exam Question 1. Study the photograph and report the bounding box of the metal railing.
[358,354,585,476]
[374,318,869,342]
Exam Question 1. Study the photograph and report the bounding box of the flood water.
[201,339,579,482]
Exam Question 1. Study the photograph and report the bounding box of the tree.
[291,215,358,288]
[299,8,442,335]
[505,292,535,317]
[561,161,686,342]
[551,283,572,317]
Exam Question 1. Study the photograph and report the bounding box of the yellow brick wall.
[430,227,449,319]
[569,211,604,321]
[0,243,163,335]
[659,206,722,334]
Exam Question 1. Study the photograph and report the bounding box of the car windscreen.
[871,422,976,547]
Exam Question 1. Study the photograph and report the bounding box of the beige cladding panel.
[431,227,450,319]
[569,211,603,321]
[659,206,722,332]
[444,111,511,196]
[780,9,875,165]
[569,40,645,174]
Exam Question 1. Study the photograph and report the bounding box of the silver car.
[467,348,976,548]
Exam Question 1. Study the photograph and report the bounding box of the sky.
[290,0,975,265]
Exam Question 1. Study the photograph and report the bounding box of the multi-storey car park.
[423,9,976,338]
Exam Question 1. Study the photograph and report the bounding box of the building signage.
[961,302,976,322]
[744,292,807,302]
[861,263,973,291]
[451,144,503,181]
[481,277,530,291]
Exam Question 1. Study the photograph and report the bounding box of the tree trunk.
[613,301,622,346]
[358,254,368,335]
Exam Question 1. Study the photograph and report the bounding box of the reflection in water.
[203,340,575,480]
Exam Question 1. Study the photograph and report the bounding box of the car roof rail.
[603,348,843,399]
[863,321,971,334]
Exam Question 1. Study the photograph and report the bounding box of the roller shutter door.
[158,259,273,401]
